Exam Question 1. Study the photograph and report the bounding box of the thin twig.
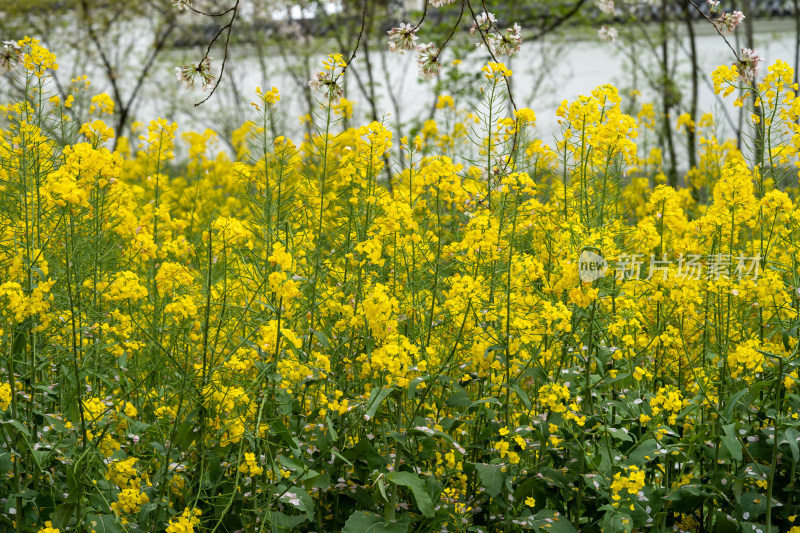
[437,0,466,56]
[188,3,236,17]
[465,0,518,112]
[195,0,240,106]
[412,0,430,32]
[529,0,588,41]
[344,0,371,68]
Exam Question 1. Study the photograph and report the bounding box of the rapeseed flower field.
[1,36,800,532]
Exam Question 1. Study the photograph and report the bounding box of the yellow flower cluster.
[166,507,202,533]
[481,61,512,80]
[0,383,11,411]
[18,36,58,76]
[111,488,149,515]
[649,386,687,425]
[610,465,646,504]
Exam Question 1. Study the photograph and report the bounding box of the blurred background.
[1,0,797,165]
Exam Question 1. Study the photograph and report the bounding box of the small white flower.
[387,23,419,54]
[416,43,441,79]
[596,0,615,15]
[175,56,215,91]
[470,11,496,35]
[598,25,618,43]
[739,47,762,82]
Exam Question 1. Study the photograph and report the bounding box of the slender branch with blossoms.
[706,0,746,34]
[689,1,742,60]
[171,0,240,106]
[469,12,522,56]
[465,0,518,112]
[690,1,761,83]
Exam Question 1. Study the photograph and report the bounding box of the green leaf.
[511,384,532,410]
[365,386,395,421]
[446,390,471,407]
[312,330,329,349]
[783,427,799,463]
[280,487,314,521]
[712,510,740,533]
[342,511,410,533]
[377,476,389,502]
[386,471,435,517]
[723,389,750,419]
[625,438,660,465]
[268,511,307,532]
[347,440,387,470]
[472,462,505,498]
[408,426,464,454]
[407,377,427,400]
[470,397,503,409]
[0,452,12,475]
[272,418,301,455]
[600,510,633,533]
[87,514,123,533]
[738,490,767,520]
[606,426,632,442]
[531,509,579,532]
[51,503,77,528]
[176,409,197,449]
[665,484,716,513]
[722,424,743,461]
[1,419,31,437]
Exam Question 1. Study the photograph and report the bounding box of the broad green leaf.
[625,438,660,465]
[472,462,505,498]
[87,514,123,533]
[783,427,799,463]
[606,426,632,442]
[446,390,471,407]
[722,424,742,461]
[268,511,307,532]
[600,510,633,533]
[365,386,395,421]
[511,384,532,409]
[532,509,579,533]
[722,389,750,419]
[0,452,12,475]
[280,487,314,521]
[386,471,434,517]
[342,511,410,533]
